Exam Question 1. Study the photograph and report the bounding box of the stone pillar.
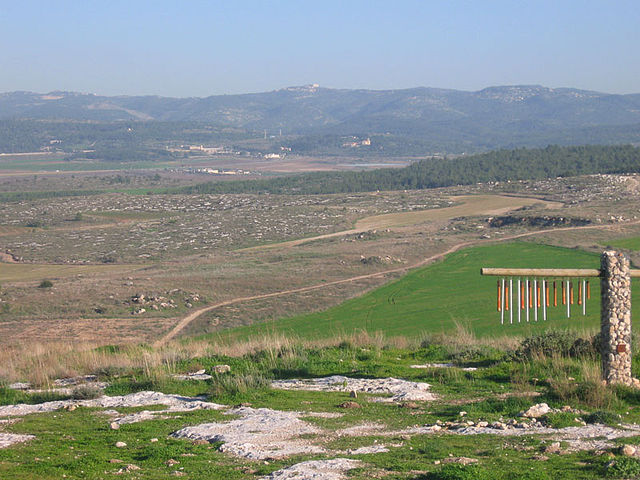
[601,250,632,385]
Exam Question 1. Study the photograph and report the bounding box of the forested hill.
[180,145,640,195]
[3,85,640,152]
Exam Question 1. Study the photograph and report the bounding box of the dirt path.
[238,194,558,252]
[156,217,640,346]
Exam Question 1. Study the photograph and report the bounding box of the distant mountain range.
[2,85,640,152]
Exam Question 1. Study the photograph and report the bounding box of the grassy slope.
[216,242,640,341]
[611,236,640,251]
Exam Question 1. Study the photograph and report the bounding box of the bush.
[38,279,53,289]
[516,331,597,359]
[585,410,622,426]
[543,411,578,428]
[71,385,103,400]
[548,379,617,410]
[428,464,492,480]
[209,373,270,399]
[600,455,640,478]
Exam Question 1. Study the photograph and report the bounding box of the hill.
[3,85,640,153]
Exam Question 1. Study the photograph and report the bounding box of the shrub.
[548,378,617,410]
[516,331,597,359]
[585,410,622,426]
[209,373,270,399]
[428,464,492,480]
[543,411,578,428]
[38,279,53,289]
[600,456,640,478]
[71,385,103,400]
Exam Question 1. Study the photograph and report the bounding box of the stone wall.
[600,250,633,385]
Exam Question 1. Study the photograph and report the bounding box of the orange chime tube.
[545,282,550,307]
[586,281,591,300]
[578,281,582,305]
[562,282,566,305]
[497,280,501,312]
[528,281,533,308]
[505,285,509,311]
[537,283,541,307]
[570,282,574,305]
[553,281,557,306]
[521,281,525,309]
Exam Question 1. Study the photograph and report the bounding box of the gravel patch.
[259,458,363,480]
[402,422,640,451]
[9,375,109,395]
[173,373,213,381]
[342,444,389,455]
[272,375,436,402]
[0,433,34,449]
[0,391,225,417]
[172,406,328,460]
[336,423,387,437]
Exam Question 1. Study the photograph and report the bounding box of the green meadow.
[611,236,640,252]
[217,242,639,341]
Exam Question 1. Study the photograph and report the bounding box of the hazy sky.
[1,0,638,97]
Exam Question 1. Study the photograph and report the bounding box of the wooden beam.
[481,268,640,277]
[481,268,600,277]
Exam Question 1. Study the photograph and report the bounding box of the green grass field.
[216,242,639,341]
[611,236,640,251]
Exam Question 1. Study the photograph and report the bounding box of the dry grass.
[420,321,522,352]
[0,330,422,386]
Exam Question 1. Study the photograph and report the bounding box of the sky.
[1,0,639,97]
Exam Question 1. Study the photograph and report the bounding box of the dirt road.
[155,218,640,346]
[238,194,560,252]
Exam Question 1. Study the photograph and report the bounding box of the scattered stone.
[115,441,127,448]
[272,375,436,402]
[532,454,549,461]
[258,458,362,480]
[410,363,478,372]
[441,457,478,465]
[544,442,562,454]
[172,406,328,460]
[0,433,34,449]
[116,464,140,474]
[110,422,120,430]
[213,365,231,374]
[621,444,637,457]
[399,421,640,452]
[338,401,361,409]
[401,402,420,409]
[165,459,180,466]
[521,403,551,418]
[150,438,158,443]
[173,372,213,381]
[459,411,467,417]
[0,391,225,417]
[344,445,389,454]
